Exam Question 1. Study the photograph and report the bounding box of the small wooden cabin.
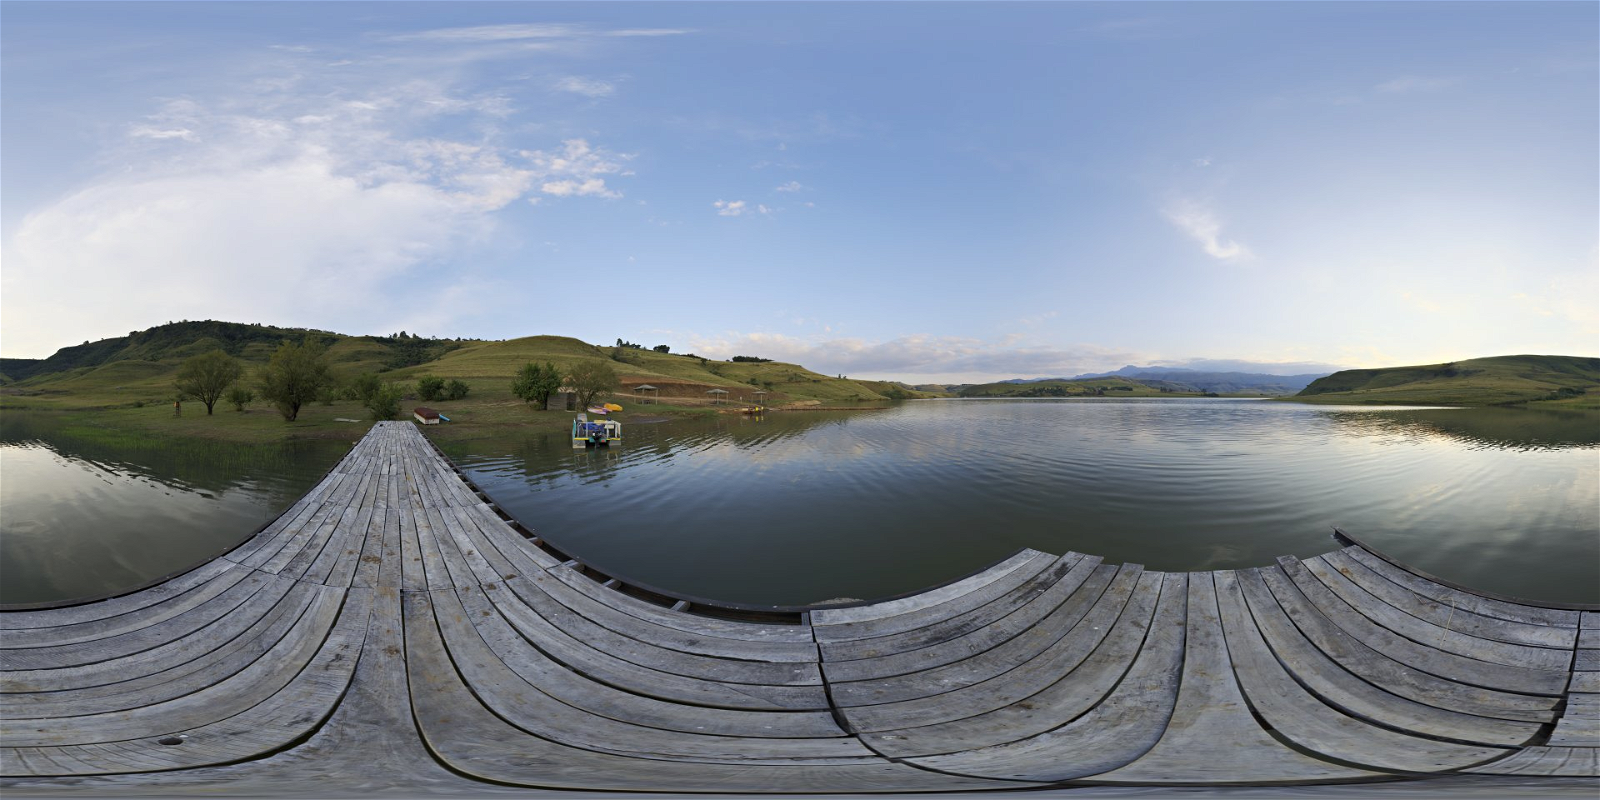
[413,407,441,425]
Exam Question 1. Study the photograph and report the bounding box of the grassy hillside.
[958,376,1206,398]
[1293,355,1600,408]
[0,321,892,443]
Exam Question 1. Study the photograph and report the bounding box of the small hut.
[413,407,441,425]
[634,384,658,405]
[753,390,769,406]
[705,388,729,405]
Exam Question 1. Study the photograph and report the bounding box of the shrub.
[443,379,470,401]
[227,386,254,411]
[416,375,445,401]
[365,381,407,421]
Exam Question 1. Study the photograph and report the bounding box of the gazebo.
[634,384,658,405]
[705,388,729,405]
[753,390,769,407]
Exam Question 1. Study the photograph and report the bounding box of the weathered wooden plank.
[1464,747,1600,776]
[453,585,844,739]
[0,565,252,650]
[1304,555,1572,670]
[1319,550,1577,649]
[497,574,822,687]
[0,589,370,776]
[434,586,865,763]
[1259,565,1558,723]
[860,569,1160,759]
[1090,572,1379,783]
[813,551,1059,642]
[1214,570,1511,772]
[1281,556,1568,697]
[0,571,277,672]
[1,581,319,719]
[1342,547,1580,628]
[819,554,1097,674]
[487,581,827,711]
[831,564,1130,716]
[402,591,1033,792]
[904,573,1187,781]
[1236,568,1542,747]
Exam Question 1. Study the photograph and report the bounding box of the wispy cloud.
[554,76,615,98]
[388,24,582,43]
[774,181,805,192]
[713,199,747,216]
[1163,199,1251,261]
[1374,75,1459,94]
[387,24,690,44]
[687,331,1146,382]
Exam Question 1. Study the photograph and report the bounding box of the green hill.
[0,321,888,414]
[958,376,1205,398]
[1293,355,1600,407]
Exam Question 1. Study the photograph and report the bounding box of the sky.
[2,2,1595,382]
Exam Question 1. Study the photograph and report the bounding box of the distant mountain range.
[997,365,1333,396]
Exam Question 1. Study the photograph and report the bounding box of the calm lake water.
[444,399,1599,607]
[0,413,350,606]
[2,400,1595,608]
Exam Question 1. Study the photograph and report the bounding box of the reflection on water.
[0,413,350,605]
[446,400,1599,606]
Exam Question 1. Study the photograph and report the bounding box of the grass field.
[1289,355,1600,408]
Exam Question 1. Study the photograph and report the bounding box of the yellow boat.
[603,403,623,412]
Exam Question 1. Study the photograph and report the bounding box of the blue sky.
[2,2,1595,381]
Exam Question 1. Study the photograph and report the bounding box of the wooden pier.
[1,421,1596,794]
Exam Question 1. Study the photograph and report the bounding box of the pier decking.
[2,421,1596,794]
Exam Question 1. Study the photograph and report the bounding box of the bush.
[653,344,670,353]
[227,386,254,411]
[416,375,445,401]
[365,381,407,421]
[443,379,470,401]
[731,355,772,363]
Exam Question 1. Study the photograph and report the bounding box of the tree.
[258,337,334,421]
[416,375,445,401]
[173,349,242,415]
[653,344,671,354]
[511,362,562,408]
[227,386,254,411]
[364,381,406,421]
[567,360,617,410]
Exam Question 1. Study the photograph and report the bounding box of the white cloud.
[605,29,694,37]
[687,332,1147,382]
[129,125,197,141]
[541,178,620,198]
[389,24,583,43]
[0,83,629,356]
[1375,76,1458,94]
[757,204,773,215]
[522,139,632,199]
[775,181,805,192]
[554,76,615,98]
[1163,199,1251,261]
[713,199,747,216]
[1192,157,1211,167]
